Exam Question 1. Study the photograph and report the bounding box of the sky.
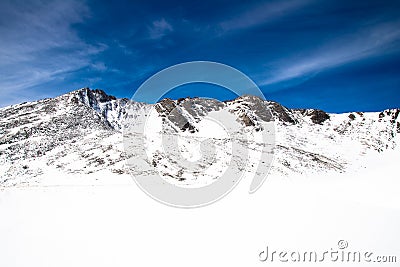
[0,0,399,112]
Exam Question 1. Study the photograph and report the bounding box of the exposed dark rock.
[308,110,330,124]
[348,114,356,120]
[296,109,330,124]
[155,98,176,115]
[232,95,274,123]
[155,97,225,132]
[394,109,400,120]
[182,121,197,133]
[239,113,256,127]
[268,102,297,124]
[180,98,224,118]
[155,98,198,132]
[71,97,79,104]
[77,88,117,105]
[111,169,124,174]
[73,88,131,130]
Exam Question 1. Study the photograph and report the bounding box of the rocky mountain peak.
[74,87,117,106]
[69,88,130,130]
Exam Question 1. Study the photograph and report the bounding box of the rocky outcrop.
[296,109,330,124]
[267,102,297,124]
[155,98,197,133]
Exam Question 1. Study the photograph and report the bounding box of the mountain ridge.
[0,88,399,187]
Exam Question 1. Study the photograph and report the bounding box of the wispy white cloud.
[0,0,107,107]
[219,0,313,32]
[90,62,107,72]
[260,20,400,86]
[147,18,174,40]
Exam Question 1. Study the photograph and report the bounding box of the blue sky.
[0,0,399,112]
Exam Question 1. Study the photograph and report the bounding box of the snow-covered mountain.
[0,88,399,187]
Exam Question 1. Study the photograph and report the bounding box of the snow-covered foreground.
[1,149,399,267]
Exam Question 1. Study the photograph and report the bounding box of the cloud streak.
[147,18,174,40]
[219,0,313,32]
[260,20,400,86]
[0,0,106,107]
